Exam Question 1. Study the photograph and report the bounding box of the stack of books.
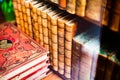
[0,23,50,80]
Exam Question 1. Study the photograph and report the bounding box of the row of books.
[48,0,120,33]
[0,23,50,80]
[48,0,102,22]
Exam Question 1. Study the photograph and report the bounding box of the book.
[57,14,75,75]
[0,23,49,80]
[50,12,68,71]
[41,6,53,50]
[94,49,108,80]
[64,17,79,78]
[109,0,120,32]
[85,0,102,21]
[47,8,62,66]
[24,0,33,38]
[79,36,100,80]
[9,59,49,80]
[71,26,101,80]
[75,0,86,17]
[21,65,49,80]
[58,0,66,10]
[37,4,49,46]
[101,0,108,26]
[31,2,44,43]
[66,0,76,14]
[111,55,120,80]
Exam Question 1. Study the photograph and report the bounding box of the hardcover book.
[0,23,49,80]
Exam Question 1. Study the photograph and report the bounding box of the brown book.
[64,18,78,78]
[85,0,102,21]
[37,4,49,46]
[41,7,54,50]
[50,12,68,71]
[58,0,66,10]
[47,9,62,66]
[57,15,75,75]
[31,2,44,43]
[75,0,86,17]
[111,56,120,80]
[95,52,108,80]
[66,0,76,14]
[109,0,120,32]
[104,54,115,80]
[101,0,108,26]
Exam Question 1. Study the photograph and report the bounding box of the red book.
[0,23,49,80]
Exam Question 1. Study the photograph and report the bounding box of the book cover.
[0,23,49,80]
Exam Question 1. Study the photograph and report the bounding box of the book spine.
[104,55,115,80]
[24,0,33,38]
[109,0,120,32]
[111,59,120,80]
[66,0,76,14]
[71,40,81,80]
[64,19,78,78]
[37,5,47,46]
[57,18,65,75]
[58,0,66,10]
[75,0,86,17]
[57,15,72,75]
[50,12,67,71]
[85,0,102,21]
[47,10,59,66]
[95,54,108,80]
[41,7,52,50]
[101,0,108,26]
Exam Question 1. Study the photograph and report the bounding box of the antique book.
[75,0,86,17]
[94,49,108,80]
[85,0,102,21]
[109,0,120,32]
[47,8,62,66]
[79,36,100,80]
[0,23,49,80]
[111,55,120,80]
[104,53,116,80]
[66,0,76,14]
[31,2,44,43]
[57,14,75,75]
[24,0,33,38]
[64,17,79,78]
[50,12,68,71]
[20,65,49,80]
[37,4,49,46]
[58,0,66,10]
[41,7,53,50]
[9,59,49,80]
[101,0,108,26]
[71,26,101,80]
